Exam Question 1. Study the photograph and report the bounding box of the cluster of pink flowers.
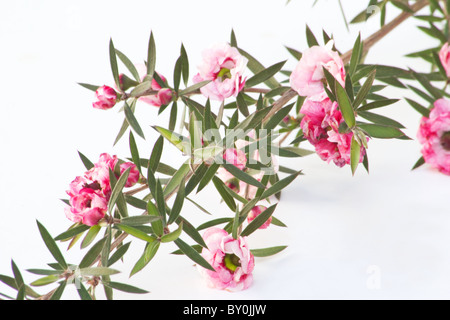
[193,43,247,101]
[197,228,255,291]
[290,41,366,167]
[417,98,450,175]
[65,153,140,226]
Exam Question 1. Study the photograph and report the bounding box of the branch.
[340,0,429,64]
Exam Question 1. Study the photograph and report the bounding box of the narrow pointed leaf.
[37,221,67,269]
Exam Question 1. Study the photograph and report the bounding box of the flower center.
[441,131,450,151]
[217,68,231,81]
[224,254,241,273]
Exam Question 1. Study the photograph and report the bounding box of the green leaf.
[79,237,107,269]
[173,56,182,92]
[161,222,183,243]
[108,167,131,214]
[353,69,377,109]
[36,220,67,269]
[11,260,24,293]
[411,71,444,99]
[103,281,149,294]
[336,80,356,128]
[350,135,361,176]
[129,131,141,174]
[264,103,295,131]
[412,156,426,170]
[168,178,185,225]
[108,242,131,267]
[358,123,407,139]
[251,246,288,257]
[113,99,136,146]
[197,218,233,231]
[79,267,120,277]
[179,80,211,96]
[241,204,277,237]
[146,31,156,78]
[349,33,363,76]
[120,215,160,226]
[180,44,189,86]
[109,39,120,90]
[245,61,286,88]
[285,46,302,60]
[232,206,240,240]
[117,224,157,243]
[222,164,265,189]
[153,126,190,154]
[115,49,140,82]
[174,239,215,271]
[236,92,250,116]
[77,283,93,300]
[77,151,94,170]
[237,47,280,89]
[358,99,400,111]
[149,136,164,174]
[124,102,145,140]
[261,171,301,200]
[130,241,160,277]
[80,225,101,249]
[54,224,90,241]
[306,25,319,47]
[49,281,66,300]
[78,83,100,92]
[197,163,220,193]
[358,110,405,128]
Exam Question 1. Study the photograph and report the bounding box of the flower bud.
[247,205,271,229]
[93,85,117,110]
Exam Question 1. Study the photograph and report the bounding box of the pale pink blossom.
[223,148,247,170]
[417,98,450,175]
[197,228,254,291]
[439,43,450,78]
[193,43,247,101]
[247,205,271,229]
[93,85,117,110]
[290,41,345,100]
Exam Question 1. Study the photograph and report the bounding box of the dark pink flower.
[417,98,450,175]
[300,98,366,167]
[93,85,117,110]
[439,43,450,78]
[65,188,107,226]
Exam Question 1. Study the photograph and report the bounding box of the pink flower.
[120,162,140,187]
[193,43,247,101]
[290,41,345,100]
[417,98,450,175]
[65,153,141,226]
[223,148,247,170]
[93,85,117,110]
[197,228,255,291]
[139,77,173,107]
[439,43,450,78]
[247,206,271,229]
[300,98,366,167]
[65,188,108,226]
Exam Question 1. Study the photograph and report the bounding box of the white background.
[0,0,449,300]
